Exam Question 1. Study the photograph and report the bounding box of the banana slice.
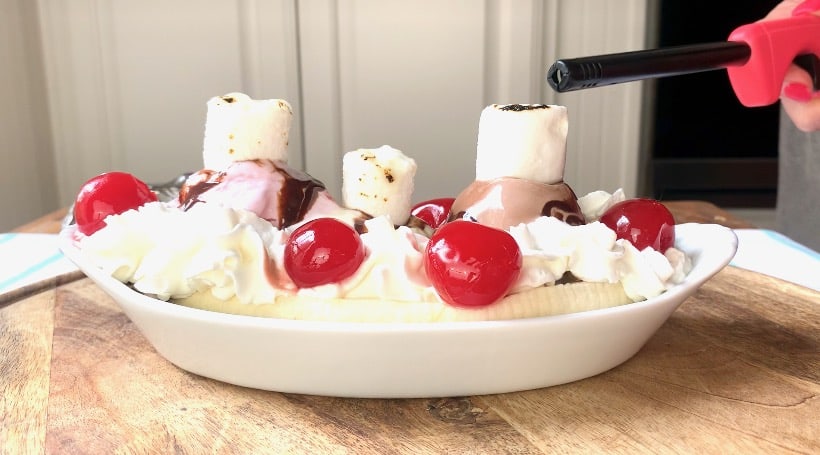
[475,104,568,184]
[202,93,293,170]
[341,145,417,225]
[174,281,632,323]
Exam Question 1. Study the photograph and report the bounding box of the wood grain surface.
[0,266,814,454]
[0,288,53,454]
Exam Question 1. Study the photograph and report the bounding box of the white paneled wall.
[0,0,58,231]
[553,0,648,198]
[9,0,647,226]
[302,0,488,200]
[36,0,302,204]
[300,0,648,201]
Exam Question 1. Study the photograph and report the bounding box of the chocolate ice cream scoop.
[448,177,585,230]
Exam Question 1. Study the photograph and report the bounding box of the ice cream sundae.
[68,93,690,323]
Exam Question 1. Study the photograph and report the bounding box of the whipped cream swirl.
[78,190,690,306]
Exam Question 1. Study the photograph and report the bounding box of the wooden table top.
[3,202,818,454]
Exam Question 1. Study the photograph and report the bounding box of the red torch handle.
[727,14,820,107]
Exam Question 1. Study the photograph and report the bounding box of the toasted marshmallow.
[202,93,293,170]
[475,104,568,184]
[342,145,417,225]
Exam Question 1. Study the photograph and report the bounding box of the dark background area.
[650,0,781,207]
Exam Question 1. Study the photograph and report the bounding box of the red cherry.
[284,218,366,288]
[424,220,522,308]
[73,172,158,235]
[411,197,455,229]
[599,198,676,252]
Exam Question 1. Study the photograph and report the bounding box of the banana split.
[71,93,691,322]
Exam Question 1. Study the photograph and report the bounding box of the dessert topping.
[410,197,455,229]
[342,145,417,225]
[424,220,522,307]
[202,93,292,170]
[475,104,568,184]
[284,218,366,288]
[449,178,585,231]
[74,172,158,235]
[599,198,676,252]
[178,159,360,230]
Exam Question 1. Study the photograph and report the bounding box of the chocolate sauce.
[542,199,585,226]
[178,170,225,211]
[270,161,327,228]
[353,217,368,234]
[178,160,327,229]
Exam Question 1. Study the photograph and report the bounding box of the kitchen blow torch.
[547,14,820,107]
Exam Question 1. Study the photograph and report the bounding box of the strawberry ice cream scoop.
[178,159,364,230]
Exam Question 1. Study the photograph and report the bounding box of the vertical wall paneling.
[0,0,58,230]
[299,0,647,202]
[36,0,301,205]
[539,0,560,106]
[339,0,486,202]
[483,0,545,106]
[296,0,345,197]
[36,0,116,205]
[301,0,487,202]
[551,0,647,197]
[237,0,303,169]
[32,0,646,210]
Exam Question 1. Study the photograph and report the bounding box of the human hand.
[764,0,820,132]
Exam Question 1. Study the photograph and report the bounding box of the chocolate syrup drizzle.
[541,200,585,226]
[178,170,225,211]
[271,161,326,228]
[178,160,328,229]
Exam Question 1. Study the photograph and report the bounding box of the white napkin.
[0,233,80,296]
[730,229,819,292]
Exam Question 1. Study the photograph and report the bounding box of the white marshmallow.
[342,145,417,225]
[202,93,293,170]
[475,104,568,184]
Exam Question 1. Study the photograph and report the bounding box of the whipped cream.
[79,202,440,304]
[509,216,690,301]
[79,202,286,302]
[296,216,440,302]
[77,189,690,307]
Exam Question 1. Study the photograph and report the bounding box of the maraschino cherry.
[411,198,455,229]
[74,172,158,235]
[599,198,676,252]
[284,218,366,288]
[424,220,522,307]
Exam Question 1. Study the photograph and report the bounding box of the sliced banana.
[174,281,633,323]
[475,104,568,184]
[202,93,293,170]
[341,145,417,225]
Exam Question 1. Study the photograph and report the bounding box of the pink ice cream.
[178,159,365,229]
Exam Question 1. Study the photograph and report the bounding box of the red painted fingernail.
[792,0,820,16]
[784,82,813,102]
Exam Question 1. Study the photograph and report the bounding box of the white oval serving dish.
[59,223,737,398]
